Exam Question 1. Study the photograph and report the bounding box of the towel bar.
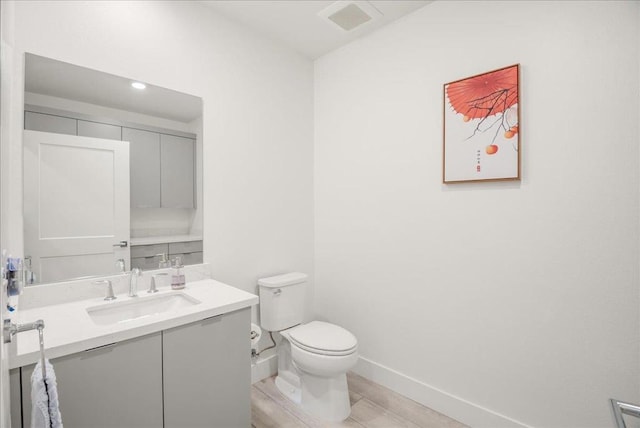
[611,398,640,428]
[3,318,44,343]
[3,319,47,379]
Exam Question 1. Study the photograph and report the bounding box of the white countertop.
[130,235,203,246]
[10,279,258,369]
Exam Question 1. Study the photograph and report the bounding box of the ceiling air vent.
[318,1,383,32]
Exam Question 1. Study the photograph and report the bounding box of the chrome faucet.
[148,273,166,293]
[129,268,142,297]
[94,280,116,301]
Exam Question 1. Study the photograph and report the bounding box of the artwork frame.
[443,64,520,184]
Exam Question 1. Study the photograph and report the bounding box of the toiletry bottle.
[171,256,186,290]
[157,253,170,269]
[6,257,23,311]
[6,257,22,297]
[24,256,35,284]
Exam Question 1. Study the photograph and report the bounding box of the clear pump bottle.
[171,256,186,290]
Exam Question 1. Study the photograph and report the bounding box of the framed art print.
[443,64,520,183]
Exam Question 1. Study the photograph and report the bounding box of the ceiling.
[199,1,432,59]
[24,2,432,120]
[25,54,202,123]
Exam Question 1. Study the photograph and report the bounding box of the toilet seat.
[287,321,357,356]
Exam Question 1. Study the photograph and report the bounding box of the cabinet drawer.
[169,251,203,266]
[131,243,169,258]
[131,256,164,271]
[168,240,203,254]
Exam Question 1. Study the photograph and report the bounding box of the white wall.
[314,1,639,427]
[11,1,314,317]
[8,1,639,426]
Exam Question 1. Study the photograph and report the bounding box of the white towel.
[30,358,63,428]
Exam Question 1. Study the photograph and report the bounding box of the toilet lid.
[288,321,357,355]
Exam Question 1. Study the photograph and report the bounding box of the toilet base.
[275,339,353,422]
[275,371,351,422]
[300,372,351,422]
[275,372,301,404]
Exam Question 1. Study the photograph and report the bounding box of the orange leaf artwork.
[443,64,521,183]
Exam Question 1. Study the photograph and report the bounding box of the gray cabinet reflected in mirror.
[23,53,203,285]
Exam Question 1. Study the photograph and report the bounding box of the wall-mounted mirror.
[23,53,203,285]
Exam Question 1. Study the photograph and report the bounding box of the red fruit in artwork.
[463,115,471,122]
[486,145,498,155]
[504,130,515,139]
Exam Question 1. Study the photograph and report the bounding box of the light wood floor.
[251,372,468,428]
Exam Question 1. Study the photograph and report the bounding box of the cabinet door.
[10,369,21,428]
[77,120,121,140]
[123,127,161,208]
[160,134,195,208]
[25,111,77,135]
[21,333,163,428]
[163,308,251,428]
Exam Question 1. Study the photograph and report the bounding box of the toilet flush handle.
[273,288,281,296]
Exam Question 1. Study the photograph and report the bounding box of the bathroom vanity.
[8,276,257,428]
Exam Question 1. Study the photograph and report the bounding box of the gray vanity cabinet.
[123,127,162,209]
[163,307,251,428]
[19,332,163,428]
[10,307,251,427]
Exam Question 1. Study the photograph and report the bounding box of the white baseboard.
[353,356,532,428]
[251,353,278,384]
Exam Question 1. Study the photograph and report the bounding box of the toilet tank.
[258,272,307,332]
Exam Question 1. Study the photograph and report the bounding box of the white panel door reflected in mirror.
[24,130,130,283]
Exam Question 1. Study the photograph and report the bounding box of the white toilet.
[258,272,358,422]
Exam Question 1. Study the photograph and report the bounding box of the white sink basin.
[87,293,201,325]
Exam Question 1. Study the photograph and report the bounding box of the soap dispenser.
[171,256,185,290]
